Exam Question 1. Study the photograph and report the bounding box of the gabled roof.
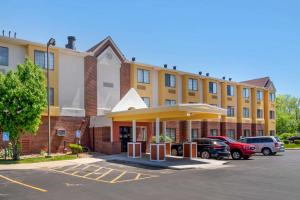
[87,36,126,62]
[111,88,148,112]
[240,77,276,91]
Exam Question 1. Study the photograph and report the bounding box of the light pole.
[46,38,55,157]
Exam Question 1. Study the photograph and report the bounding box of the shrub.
[69,144,83,154]
[151,135,173,143]
[283,140,290,144]
[278,133,298,141]
[294,140,300,144]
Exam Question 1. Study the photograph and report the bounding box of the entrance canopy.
[107,103,227,122]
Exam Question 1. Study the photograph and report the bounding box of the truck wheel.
[201,151,211,159]
[231,150,242,160]
[262,148,272,156]
[171,149,178,156]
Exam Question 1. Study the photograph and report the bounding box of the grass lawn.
[284,143,300,149]
[0,154,77,164]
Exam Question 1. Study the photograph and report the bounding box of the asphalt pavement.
[0,150,299,200]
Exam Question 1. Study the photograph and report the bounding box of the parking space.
[49,162,160,184]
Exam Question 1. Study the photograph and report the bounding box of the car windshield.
[225,137,237,143]
[274,137,281,142]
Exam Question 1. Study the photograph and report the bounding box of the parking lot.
[0,150,300,200]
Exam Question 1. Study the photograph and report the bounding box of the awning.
[107,103,227,122]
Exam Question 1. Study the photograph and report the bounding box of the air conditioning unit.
[56,129,67,137]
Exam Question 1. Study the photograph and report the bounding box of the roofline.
[0,36,92,57]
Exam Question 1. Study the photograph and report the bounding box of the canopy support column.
[150,118,166,161]
[128,119,141,158]
[183,120,197,159]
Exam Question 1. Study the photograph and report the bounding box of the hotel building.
[0,35,276,155]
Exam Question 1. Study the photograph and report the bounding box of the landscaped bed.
[0,154,77,164]
[284,144,300,149]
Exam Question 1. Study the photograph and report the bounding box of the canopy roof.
[107,103,227,122]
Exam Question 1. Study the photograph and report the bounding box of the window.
[210,129,218,136]
[165,99,176,106]
[227,106,235,117]
[209,82,217,94]
[243,129,251,137]
[270,130,276,136]
[269,93,275,102]
[256,90,263,101]
[188,78,198,91]
[227,129,235,139]
[260,137,273,143]
[140,127,147,141]
[243,107,250,118]
[191,129,198,139]
[270,110,275,119]
[46,87,54,105]
[166,128,176,142]
[243,88,249,99]
[165,74,176,88]
[137,68,150,84]
[34,50,54,69]
[257,109,263,118]
[227,85,234,96]
[257,130,264,136]
[0,46,8,66]
[141,97,150,107]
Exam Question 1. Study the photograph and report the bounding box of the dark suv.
[171,138,230,159]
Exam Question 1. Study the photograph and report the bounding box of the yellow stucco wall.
[158,70,178,105]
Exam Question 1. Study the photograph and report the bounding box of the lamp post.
[46,38,55,157]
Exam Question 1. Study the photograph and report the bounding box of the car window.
[239,138,246,143]
[274,137,281,142]
[261,137,273,143]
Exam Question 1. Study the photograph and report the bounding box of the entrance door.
[120,126,132,152]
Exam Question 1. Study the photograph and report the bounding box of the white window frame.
[137,68,150,84]
[243,88,249,99]
[188,78,198,91]
[209,82,217,94]
[227,85,234,96]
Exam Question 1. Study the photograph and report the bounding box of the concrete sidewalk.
[0,154,228,171]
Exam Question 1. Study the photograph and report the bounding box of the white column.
[155,118,160,144]
[187,120,192,142]
[132,120,136,143]
[163,121,167,138]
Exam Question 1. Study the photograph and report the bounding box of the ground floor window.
[226,129,235,139]
[166,128,176,142]
[257,130,264,136]
[243,129,251,137]
[139,127,147,141]
[270,130,276,136]
[210,129,218,136]
[191,129,198,140]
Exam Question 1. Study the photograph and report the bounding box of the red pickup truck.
[207,136,256,160]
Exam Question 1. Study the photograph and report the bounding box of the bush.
[151,135,173,143]
[278,133,298,141]
[69,144,83,154]
[283,140,290,144]
[294,140,300,144]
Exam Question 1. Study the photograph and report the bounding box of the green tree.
[276,94,300,134]
[0,59,47,160]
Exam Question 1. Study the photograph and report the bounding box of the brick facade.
[84,56,97,116]
[120,62,131,98]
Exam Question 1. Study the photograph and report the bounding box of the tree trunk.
[12,140,20,160]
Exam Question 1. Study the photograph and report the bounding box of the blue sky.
[1,0,299,97]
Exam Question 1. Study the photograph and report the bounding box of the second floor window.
[0,46,9,66]
[141,97,150,107]
[165,99,176,106]
[188,78,198,91]
[256,90,263,101]
[243,88,249,99]
[243,107,250,118]
[257,109,263,118]
[269,93,275,102]
[270,110,275,119]
[34,50,54,70]
[227,106,235,117]
[227,85,234,96]
[165,74,176,88]
[137,68,150,84]
[209,82,217,94]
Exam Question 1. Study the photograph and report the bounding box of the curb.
[285,148,300,150]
